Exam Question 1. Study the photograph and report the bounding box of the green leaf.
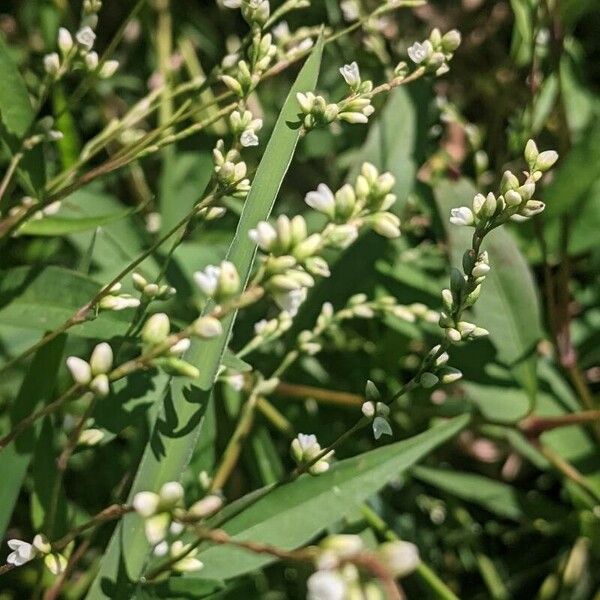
[0,33,35,138]
[18,208,136,237]
[85,38,325,600]
[0,33,45,193]
[186,415,469,581]
[413,465,565,522]
[0,265,132,341]
[434,179,542,398]
[221,349,252,373]
[0,334,67,539]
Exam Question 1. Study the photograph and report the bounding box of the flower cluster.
[132,482,223,569]
[66,342,113,397]
[140,312,223,378]
[229,109,263,148]
[98,282,141,312]
[221,32,276,98]
[194,260,241,303]
[291,433,333,475]
[43,2,119,81]
[443,139,558,344]
[132,273,176,302]
[297,62,375,130]
[6,535,67,576]
[406,28,461,76]
[249,163,400,316]
[212,140,251,198]
[307,534,420,600]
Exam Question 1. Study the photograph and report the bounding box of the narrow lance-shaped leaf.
[168,416,470,583]
[85,37,325,600]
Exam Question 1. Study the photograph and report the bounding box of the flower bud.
[500,170,520,193]
[142,313,170,345]
[194,315,223,339]
[524,139,539,167]
[43,53,60,76]
[159,481,184,508]
[99,60,119,79]
[132,272,148,291]
[90,342,113,375]
[157,357,200,378]
[439,367,463,383]
[362,401,376,418]
[321,534,363,558]
[378,541,420,578]
[188,494,223,519]
[504,189,522,207]
[441,29,461,52]
[58,28,73,54]
[67,356,92,385]
[420,372,439,388]
[371,212,401,238]
[90,374,110,397]
[133,491,160,518]
[534,150,558,172]
[217,261,240,297]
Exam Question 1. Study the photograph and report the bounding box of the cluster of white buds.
[132,481,185,545]
[193,260,241,303]
[222,0,270,27]
[406,28,461,76]
[9,196,62,225]
[98,282,141,311]
[133,484,223,570]
[444,139,558,344]
[43,2,118,82]
[249,164,400,316]
[361,381,392,440]
[132,272,176,301]
[418,345,463,388]
[139,312,222,379]
[297,62,375,130]
[212,140,251,198]
[229,109,263,147]
[307,534,420,600]
[5,535,67,575]
[221,33,276,99]
[66,342,113,397]
[271,22,315,60]
[291,433,333,475]
[306,163,400,238]
[236,311,294,358]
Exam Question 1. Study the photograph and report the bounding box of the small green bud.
[439,367,463,383]
[500,170,520,193]
[450,268,466,299]
[157,357,200,379]
[481,192,497,218]
[441,288,454,312]
[90,374,110,397]
[420,372,439,388]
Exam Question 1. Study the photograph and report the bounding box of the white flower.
[407,41,428,64]
[307,570,346,600]
[193,265,220,296]
[240,129,259,147]
[339,61,360,88]
[76,26,96,51]
[6,539,37,567]
[449,206,474,226]
[66,356,92,385]
[305,184,335,217]
[249,221,277,251]
[274,287,307,316]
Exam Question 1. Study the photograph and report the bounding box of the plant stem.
[276,381,363,407]
[0,150,24,205]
